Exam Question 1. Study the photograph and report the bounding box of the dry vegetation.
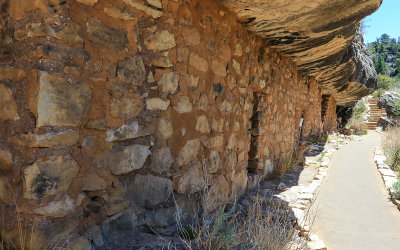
[382,126,400,172]
[177,196,309,250]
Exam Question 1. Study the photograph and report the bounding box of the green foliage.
[392,181,400,200]
[368,34,400,77]
[352,100,367,119]
[377,74,395,90]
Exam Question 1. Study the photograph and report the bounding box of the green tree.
[377,74,395,90]
[376,55,388,75]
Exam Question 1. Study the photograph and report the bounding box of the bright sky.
[363,0,400,44]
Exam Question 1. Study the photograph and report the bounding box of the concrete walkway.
[311,131,400,250]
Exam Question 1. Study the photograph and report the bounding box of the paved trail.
[311,131,400,250]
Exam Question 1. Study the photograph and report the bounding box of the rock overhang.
[222,0,381,106]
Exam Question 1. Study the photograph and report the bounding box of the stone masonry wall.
[322,95,338,132]
[0,0,335,247]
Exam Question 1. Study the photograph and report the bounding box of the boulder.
[11,129,79,148]
[130,174,172,208]
[176,162,206,194]
[149,147,173,173]
[24,155,80,199]
[33,193,86,217]
[144,29,176,51]
[99,144,151,175]
[177,139,200,166]
[106,122,154,142]
[0,84,17,122]
[86,18,128,48]
[116,56,146,86]
[378,91,400,117]
[35,72,91,127]
[101,209,140,240]
[0,145,12,170]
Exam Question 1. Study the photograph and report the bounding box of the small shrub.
[377,74,395,90]
[274,143,309,178]
[382,127,400,171]
[178,196,310,250]
[352,100,367,119]
[348,116,367,134]
[372,88,386,98]
[392,181,400,200]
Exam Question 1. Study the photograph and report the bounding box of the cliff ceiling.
[222,0,382,106]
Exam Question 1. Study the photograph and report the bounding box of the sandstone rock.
[130,174,172,208]
[101,209,139,239]
[36,72,91,127]
[232,59,241,74]
[106,201,129,216]
[146,98,170,110]
[226,134,237,150]
[84,225,104,247]
[158,72,179,95]
[86,119,108,130]
[146,0,162,8]
[8,0,49,20]
[182,28,201,47]
[0,146,12,171]
[81,173,107,191]
[24,155,80,199]
[190,53,208,72]
[211,60,227,77]
[106,122,154,142]
[86,18,128,47]
[13,129,79,149]
[109,94,143,119]
[177,48,189,63]
[0,176,10,203]
[144,29,176,51]
[68,237,92,250]
[205,151,222,174]
[0,67,26,81]
[177,162,206,194]
[145,52,174,68]
[187,74,199,90]
[174,96,192,114]
[203,135,224,149]
[177,139,200,166]
[231,170,247,198]
[158,118,173,139]
[198,93,208,111]
[104,6,135,20]
[76,0,98,6]
[150,147,173,173]
[0,84,17,122]
[204,175,230,210]
[123,0,162,18]
[145,197,199,233]
[195,115,210,134]
[33,193,85,217]
[106,144,151,175]
[263,159,274,177]
[116,56,146,86]
[147,71,155,83]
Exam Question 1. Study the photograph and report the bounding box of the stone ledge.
[374,147,400,211]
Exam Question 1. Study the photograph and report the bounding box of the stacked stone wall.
[0,0,335,247]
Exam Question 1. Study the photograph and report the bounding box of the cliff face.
[222,0,381,105]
